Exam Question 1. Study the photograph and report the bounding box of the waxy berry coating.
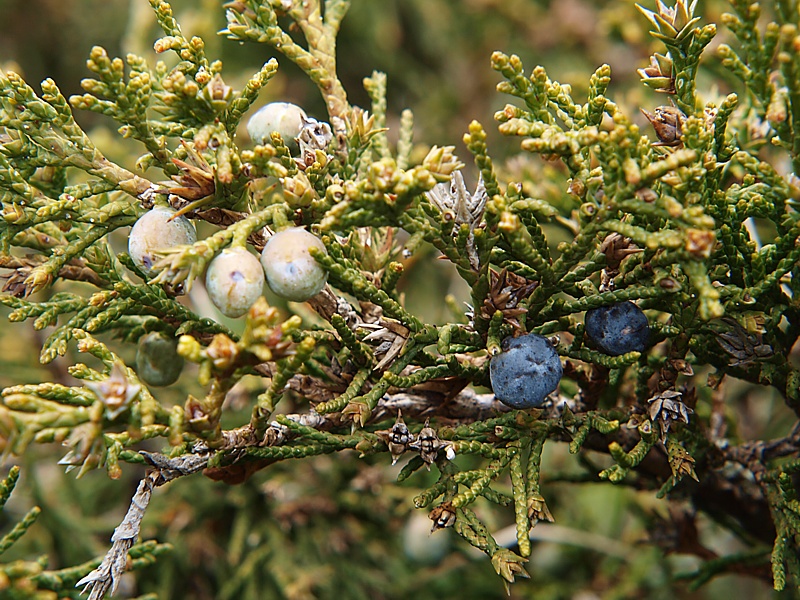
[584,301,650,356]
[489,333,562,409]
[128,206,196,277]
[260,228,328,302]
[246,102,307,151]
[205,247,265,318]
[136,332,184,387]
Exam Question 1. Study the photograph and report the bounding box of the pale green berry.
[260,228,327,302]
[136,332,184,387]
[128,206,196,276]
[246,102,307,151]
[205,247,265,318]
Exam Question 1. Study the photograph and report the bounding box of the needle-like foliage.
[2,0,800,597]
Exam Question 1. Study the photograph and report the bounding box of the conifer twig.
[76,452,209,599]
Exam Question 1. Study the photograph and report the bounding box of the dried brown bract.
[479,268,537,330]
[429,502,457,531]
[641,105,686,147]
[375,412,414,465]
[648,389,693,442]
[409,418,443,467]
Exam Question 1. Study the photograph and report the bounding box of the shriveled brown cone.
[597,233,642,291]
[479,268,537,330]
[599,233,642,271]
[0,254,106,297]
[159,142,216,216]
[641,105,686,147]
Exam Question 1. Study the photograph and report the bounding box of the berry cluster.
[128,214,327,314]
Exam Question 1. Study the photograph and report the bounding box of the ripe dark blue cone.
[489,333,562,409]
[584,301,650,356]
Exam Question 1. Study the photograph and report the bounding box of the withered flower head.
[527,492,555,525]
[421,145,463,180]
[685,228,716,258]
[375,411,414,465]
[359,318,410,371]
[58,423,104,475]
[85,362,141,420]
[637,0,701,41]
[348,227,399,273]
[1,254,45,298]
[666,438,699,482]
[641,105,686,147]
[599,234,642,271]
[638,53,675,94]
[197,71,234,117]
[344,107,381,147]
[714,317,774,367]
[162,141,216,207]
[206,333,239,370]
[263,420,289,446]
[426,170,488,269]
[185,395,213,432]
[648,389,692,442]
[429,503,457,532]
[426,170,488,232]
[625,408,651,432]
[202,73,232,104]
[296,116,333,170]
[409,418,442,467]
[342,400,372,428]
[491,548,530,585]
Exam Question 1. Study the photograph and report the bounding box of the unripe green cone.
[136,332,184,387]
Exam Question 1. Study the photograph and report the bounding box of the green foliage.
[1,0,800,598]
[0,465,170,598]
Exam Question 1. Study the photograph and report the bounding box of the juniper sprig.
[2,0,800,597]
